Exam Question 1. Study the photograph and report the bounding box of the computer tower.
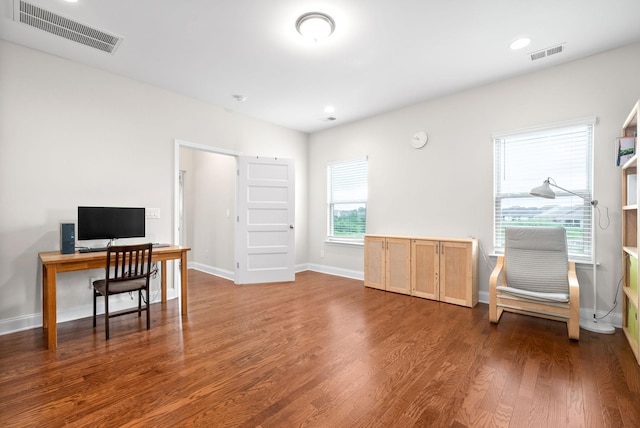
[60,223,75,254]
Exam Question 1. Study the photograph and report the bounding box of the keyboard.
[78,247,108,253]
[78,244,170,253]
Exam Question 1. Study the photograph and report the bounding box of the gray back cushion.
[504,226,569,294]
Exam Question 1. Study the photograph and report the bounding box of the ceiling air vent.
[530,44,565,61]
[14,0,123,54]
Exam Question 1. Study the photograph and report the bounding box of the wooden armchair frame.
[489,229,580,341]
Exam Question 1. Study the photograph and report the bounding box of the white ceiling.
[2,0,640,133]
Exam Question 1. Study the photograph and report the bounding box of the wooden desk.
[38,245,190,349]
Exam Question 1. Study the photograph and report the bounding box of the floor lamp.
[530,178,615,334]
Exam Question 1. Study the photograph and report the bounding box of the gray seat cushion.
[496,285,570,303]
[504,226,569,295]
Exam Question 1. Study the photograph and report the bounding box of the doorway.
[173,140,296,287]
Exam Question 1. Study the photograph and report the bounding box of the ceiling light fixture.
[510,37,531,50]
[296,12,335,42]
[232,94,247,102]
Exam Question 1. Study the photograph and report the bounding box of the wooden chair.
[489,226,580,340]
[93,243,153,340]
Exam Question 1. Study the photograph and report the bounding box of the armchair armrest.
[567,261,580,340]
[489,256,506,323]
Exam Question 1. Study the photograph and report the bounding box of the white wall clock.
[410,130,428,149]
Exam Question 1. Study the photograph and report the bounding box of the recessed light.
[232,95,247,102]
[296,12,335,42]
[510,37,531,50]
[324,105,335,114]
[64,0,79,3]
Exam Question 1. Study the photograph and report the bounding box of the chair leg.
[138,290,142,318]
[104,295,110,340]
[146,289,150,330]
[93,290,97,328]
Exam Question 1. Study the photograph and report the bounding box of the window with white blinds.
[327,157,368,241]
[493,119,595,262]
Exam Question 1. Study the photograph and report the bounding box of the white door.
[235,156,295,284]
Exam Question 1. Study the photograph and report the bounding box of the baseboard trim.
[0,265,623,335]
[189,262,234,281]
[0,289,177,336]
[304,263,364,280]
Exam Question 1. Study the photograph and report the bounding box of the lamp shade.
[530,180,556,199]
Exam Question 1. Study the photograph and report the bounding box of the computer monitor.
[77,206,145,241]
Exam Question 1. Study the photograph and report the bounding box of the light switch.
[146,208,160,219]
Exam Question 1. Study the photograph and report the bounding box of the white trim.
[0,292,177,336]
[304,263,364,280]
[0,268,622,336]
[189,262,234,281]
[491,116,598,140]
[324,239,364,247]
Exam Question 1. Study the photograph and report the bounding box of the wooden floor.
[1,270,639,427]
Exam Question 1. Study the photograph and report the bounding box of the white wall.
[308,42,640,325]
[186,150,236,276]
[0,40,308,332]
[3,37,640,334]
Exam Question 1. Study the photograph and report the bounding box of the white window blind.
[493,119,595,262]
[327,157,368,240]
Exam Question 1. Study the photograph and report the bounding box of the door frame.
[173,139,241,295]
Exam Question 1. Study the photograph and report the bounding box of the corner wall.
[0,40,309,333]
[308,42,640,325]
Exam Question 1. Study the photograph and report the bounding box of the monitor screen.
[77,206,145,241]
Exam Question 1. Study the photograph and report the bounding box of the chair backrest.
[504,226,569,294]
[105,243,153,284]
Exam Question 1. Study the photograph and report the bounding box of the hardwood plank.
[0,270,639,427]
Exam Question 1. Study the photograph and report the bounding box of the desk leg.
[180,252,188,316]
[43,265,58,349]
[160,260,167,303]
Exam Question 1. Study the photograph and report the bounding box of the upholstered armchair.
[489,226,580,340]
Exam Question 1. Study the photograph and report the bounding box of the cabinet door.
[364,236,386,290]
[411,239,439,300]
[439,241,477,307]
[385,238,411,295]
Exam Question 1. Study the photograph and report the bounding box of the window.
[327,157,368,242]
[493,118,595,262]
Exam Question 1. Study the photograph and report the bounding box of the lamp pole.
[531,178,615,334]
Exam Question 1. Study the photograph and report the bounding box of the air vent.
[546,45,564,56]
[530,44,565,61]
[14,1,123,54]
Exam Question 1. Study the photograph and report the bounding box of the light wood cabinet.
[364,236,411,294]
[365,234,478,308]
[621,100,640,364]
[364,236,385,290]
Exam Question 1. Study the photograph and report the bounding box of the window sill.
[489,253,596,266]
[325,239,364,247]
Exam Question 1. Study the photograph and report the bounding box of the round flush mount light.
[510,37,531,50]
[296,12,335,42]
